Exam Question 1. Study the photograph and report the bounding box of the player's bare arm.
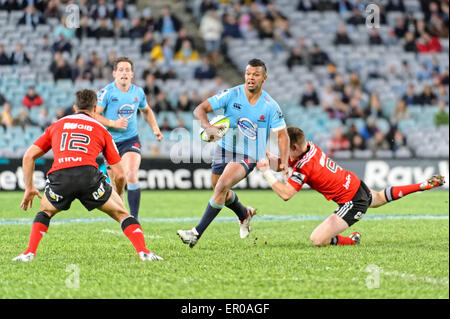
[193,99,222,141]
[276,128,290,177]
[140,105,163,141]
[266,150,282,171]
[94,105,128,129]
[21,145,45,210]
[257,159,297,201]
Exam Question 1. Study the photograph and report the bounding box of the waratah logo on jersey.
[118,104,135,119]
[237,117,257,140]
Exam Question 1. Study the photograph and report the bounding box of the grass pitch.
[0,190,448,299]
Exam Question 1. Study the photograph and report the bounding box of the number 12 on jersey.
[60,133,90,153]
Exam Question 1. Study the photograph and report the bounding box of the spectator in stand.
[142,7,155,31]
[141,31,156,56]
[91,57,105,80]
[334,24,352,45]
[300,82,320,107]
[328,126,350,156]
[52,34,72,54]
[174,117,188,130]
[349,71,363,91]
[394,16,407,38]
[391,99,410,125]
[155,5,182,37]
[347,96,365,120]
[365,93,387,120]
[52,107,65,122]
[54,16,75,39]
[199,10,223,55]
[368,28,383,45]
[14,108,35,129]
[71,55,94,83]
[94,18,114,39]
[22,86,43,109]
[200,0,218,17]
[36,107,51,130]
[258,18,274,39]
[0,91,6,107]
[10,43,30,65]
[320,85,338,110]
[174,40,200,63]
[76,16,95,39]
[419,85,438,106]
[143,73,161,102]
[436,84,449,105]
[403,32,417,52]
[359,116,379,142]
[309,43,330,66]
[297,0,318,11]
[129,16,146,40]
[153,92,173,114]
[222,13,242,39]
[416,32,442,53]
[111,0,128,21]
[386,126,409,153]
[286,46,305,70]
[44,0,61,19]
[0,45,11,65]
[176,92,193,112]
[332,73,345,94]
[386,0,406,12]
[160,117,173,132]
[428,13,449,38]
[90,0,110,20]
[368,130,390,153]
[402,84,421,105]
[17,5,46,29]
[1,102,14,129]
[150,38,174,69]
[346,7,366,25]
[50,52,72,82]
[174,28,196,53]
[194,55,217,80]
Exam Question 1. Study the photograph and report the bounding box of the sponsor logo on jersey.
[63,122,93,131]
[215,89,229,100]
[277,110,284,119]
[118,104,135,119]
[58,157,82,163]
[233,103,241,110]
[134,97,138,102]
[237,117,257,140]
[45,183,63,202]
[111,97,119,102]
[92,182,105,200]
[343,174,351,190]
[98,89,107,103]
[354,211,363,220]
[258,115,266,122]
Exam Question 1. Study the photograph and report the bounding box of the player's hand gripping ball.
[200,115,230,142]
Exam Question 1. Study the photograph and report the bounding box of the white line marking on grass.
[102,229,162,239]
[379,269,449,287]
[0,214,448,225]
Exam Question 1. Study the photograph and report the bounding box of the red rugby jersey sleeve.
[33,126,52,153]
[287,164,310,192]
[102,129,121,165]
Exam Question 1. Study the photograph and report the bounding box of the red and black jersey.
[34,113,121,175]
[287,142,361,204]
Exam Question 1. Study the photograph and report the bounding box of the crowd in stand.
[1,0,449,158]
[188,0,449,156]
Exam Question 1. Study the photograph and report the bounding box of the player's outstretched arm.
[140,105,163,141]
[277,128,290,178]
[257,159,297,201]
[94,105,128,129]
[266,150,282,172]
[21,145,45,210]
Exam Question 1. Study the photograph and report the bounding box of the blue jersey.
[97,81,147,143]
[208,84,286,161]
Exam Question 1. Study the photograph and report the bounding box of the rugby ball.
[200,115,231,142]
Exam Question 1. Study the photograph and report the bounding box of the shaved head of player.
[257,126,445,247]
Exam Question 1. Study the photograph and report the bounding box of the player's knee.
[214,180,231,195]
[126,170,138,184]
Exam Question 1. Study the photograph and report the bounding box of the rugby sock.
[127,183,141,220]
[25,211,51,255]
[195,199,224,238]
[384,184,422,202]
[121,216,149,254]
[225,190,247,221]
[330,235,356,246]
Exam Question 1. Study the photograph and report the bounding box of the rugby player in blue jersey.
[178,59,290,247]
[95,57,163,220]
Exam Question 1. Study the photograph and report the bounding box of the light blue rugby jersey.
[208,84,286,161]
[97,81,147,143]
